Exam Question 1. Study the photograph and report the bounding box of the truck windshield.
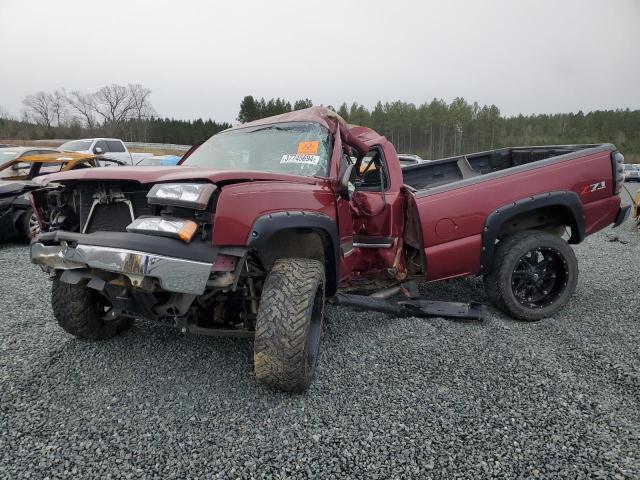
[183,122,331,177]
[59,140,92,152]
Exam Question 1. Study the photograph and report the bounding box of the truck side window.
[356,148,389,191]
[106,140,126,152]
[94,140,109,153]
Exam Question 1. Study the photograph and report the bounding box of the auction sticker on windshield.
[280,154,320,165]
[297,141,320,155]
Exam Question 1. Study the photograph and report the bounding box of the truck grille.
[86,203,134,233]
[76,183,154,233]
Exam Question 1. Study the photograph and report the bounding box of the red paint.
[211,254,237,272]
[435,218,457,239]
[412,148,619,280]
[424,234,483,281]
[38,165,320,187]
[213,181,336,245]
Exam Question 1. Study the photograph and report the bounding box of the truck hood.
[36,165,321,186]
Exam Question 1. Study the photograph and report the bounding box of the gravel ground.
[1,187,639,479]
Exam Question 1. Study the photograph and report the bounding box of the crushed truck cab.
[30,107,627,392]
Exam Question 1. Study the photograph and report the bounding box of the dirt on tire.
[52,279,130,340]
[253,257,325,392]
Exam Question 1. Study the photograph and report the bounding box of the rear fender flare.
[480,191,585,274]
[247,211,339,295]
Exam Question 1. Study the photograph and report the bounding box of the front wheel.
[52,279,130,340]
[254,258,325,392]
[484,230,578,321]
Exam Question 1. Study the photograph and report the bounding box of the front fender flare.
[247,211,339,295]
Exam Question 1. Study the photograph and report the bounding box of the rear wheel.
[17,208,40,242]
[52,279,130,340]
[254,258,325,392]
[484,230,578,321]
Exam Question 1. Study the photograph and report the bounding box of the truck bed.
[401,142,621,284]
[402,144,609,193]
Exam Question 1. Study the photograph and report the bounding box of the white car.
[623,164,640,182]
[58,138,152,166]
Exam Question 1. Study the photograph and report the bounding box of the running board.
[332,293,486,321]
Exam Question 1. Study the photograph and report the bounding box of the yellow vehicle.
[0,151,103,181]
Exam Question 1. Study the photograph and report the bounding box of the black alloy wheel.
[511,247,569,309]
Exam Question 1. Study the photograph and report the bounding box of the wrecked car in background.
[29,107,628,392]
[0,151,104,241]
[59,138,152,166]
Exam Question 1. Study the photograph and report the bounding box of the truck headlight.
[127,217,198,243]
[147,183,216,210]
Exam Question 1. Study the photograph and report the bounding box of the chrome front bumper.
[30,242,213,295]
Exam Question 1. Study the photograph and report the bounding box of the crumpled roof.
[228,106,371,155]
[228,106,347,133]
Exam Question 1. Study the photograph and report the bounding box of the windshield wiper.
[249,125,292,133]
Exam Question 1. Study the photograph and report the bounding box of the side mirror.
[338,163,354,200]
[93,146,103,154]
[10,163,19,171]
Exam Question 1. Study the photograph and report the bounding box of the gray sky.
[1,0,639,123]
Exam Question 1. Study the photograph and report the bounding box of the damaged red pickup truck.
[30,107,629,391]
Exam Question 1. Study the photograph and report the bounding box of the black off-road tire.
[484,230,578,321]
[254,258,325,393]
[17,208,40,242]
[52,279,130,340]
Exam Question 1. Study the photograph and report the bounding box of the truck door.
[336,146,405,281]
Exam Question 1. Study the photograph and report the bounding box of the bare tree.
[127,84,155,141]
[17,84,157,140]
[22,92,54,128]
[64,90,97,130]
[50,89,67,127]
[0,105,11,119]
[92,84,136,134]
[128,84,155,120]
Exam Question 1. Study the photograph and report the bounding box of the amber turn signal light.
[126,217,199,243]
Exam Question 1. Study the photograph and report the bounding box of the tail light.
[611,151,624,194]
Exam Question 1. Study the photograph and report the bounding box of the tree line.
[237,96,313,123]
[2,87,639,160]
[0,84,231,144]
[238,95,640,160]
[331,99,640,161]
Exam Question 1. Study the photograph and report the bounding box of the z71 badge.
[580,181,606,195]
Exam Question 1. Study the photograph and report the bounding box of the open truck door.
[334,144,406,284]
